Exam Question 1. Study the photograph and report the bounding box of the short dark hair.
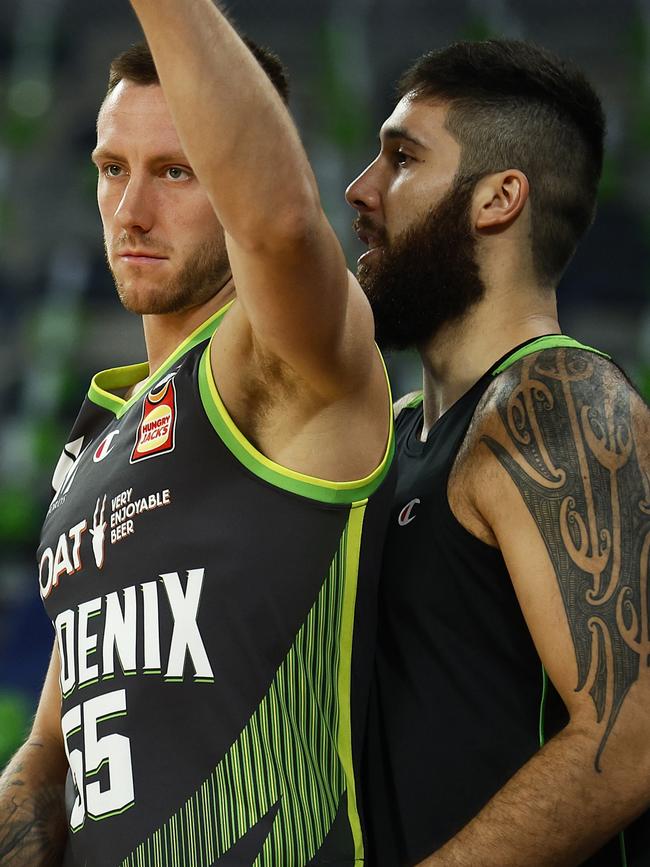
[398,40,605,287]
[107,37,290,104]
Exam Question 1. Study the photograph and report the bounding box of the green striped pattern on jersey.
[120,504,367,867]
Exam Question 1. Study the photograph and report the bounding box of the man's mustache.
[110,232,172,255]
[353,216,388,246]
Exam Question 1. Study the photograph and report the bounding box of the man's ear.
[473,170,529,231]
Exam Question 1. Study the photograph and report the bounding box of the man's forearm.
[128,0,319,240]
[418,724,648,867]
[0,738,67,866]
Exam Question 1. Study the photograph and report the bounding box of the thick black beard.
[358,176,486,351]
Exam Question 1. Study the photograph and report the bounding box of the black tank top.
[38,302,396,867]
[364,335,648,867]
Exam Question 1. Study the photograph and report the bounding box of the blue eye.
[104,164,123,177]
[166,167,189,180]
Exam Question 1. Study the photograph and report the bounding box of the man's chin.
[116,286,182,316]
[116,279,223,317]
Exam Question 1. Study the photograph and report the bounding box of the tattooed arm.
[421,348,650,867]
[0,645,68,865]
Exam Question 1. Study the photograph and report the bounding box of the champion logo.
[398,498,420,526]
[93,430,120,463]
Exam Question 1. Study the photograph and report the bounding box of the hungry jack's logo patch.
[130,378,177,463]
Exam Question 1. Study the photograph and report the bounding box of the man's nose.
[114,176,155,233]
[345,161,381,213]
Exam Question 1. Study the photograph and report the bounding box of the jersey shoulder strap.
[491,334,609,377]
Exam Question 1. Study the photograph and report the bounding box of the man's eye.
[395,151,413,167]
[104,164,123,178]
[166,167,189,180]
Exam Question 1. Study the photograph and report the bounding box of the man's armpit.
[480,348,650,770]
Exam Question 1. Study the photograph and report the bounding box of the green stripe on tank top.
[120,504,367,867]
[492,334,609,376]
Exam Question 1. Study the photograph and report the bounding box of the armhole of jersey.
[538,667,628,865]
[197,342,395,505]
[619,831,629,867]
[492,335,610,376]
[619,832,629,867]
[539,664,548,748]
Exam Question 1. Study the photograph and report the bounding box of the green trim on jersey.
[337,501,367,860]
[198,342,394,505]
[492,335,609,376]
[405,393,424,409]
[88,363,150,415]
[396,337,609,418]
[120,508,367,867]
[538,665,548,748]
[88,302,233,418]
[620,831,629,867]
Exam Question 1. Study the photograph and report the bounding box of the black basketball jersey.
[363,335,648,867]
[38,302,395,867]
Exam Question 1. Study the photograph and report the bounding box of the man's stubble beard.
[107,234,230,316]
[358,174,487,352]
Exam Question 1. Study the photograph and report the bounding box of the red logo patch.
[130,379,177,464]
[93,430,120,463]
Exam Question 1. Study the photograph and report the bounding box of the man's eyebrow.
[91,147,120,164]
[90,148,190,165]
[381,126,427,149]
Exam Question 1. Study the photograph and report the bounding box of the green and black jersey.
[364,335,648,867]
[38,302,395,867]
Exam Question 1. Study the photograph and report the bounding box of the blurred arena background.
[0,0,648,764]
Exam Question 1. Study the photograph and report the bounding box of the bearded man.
[347,39,650,867]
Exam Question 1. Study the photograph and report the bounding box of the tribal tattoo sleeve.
[482,348,650,770]
[0,745,66,866]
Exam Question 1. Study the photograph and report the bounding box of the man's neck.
[418,286,559,439]
[141,277,236,377]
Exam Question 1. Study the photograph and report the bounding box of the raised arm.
[0,644,67,866]
[128,0,376,397]
[428,349,650,866]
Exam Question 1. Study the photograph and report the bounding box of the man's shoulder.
[457,344,647,494]
[478,344,640,434]
[450,343,648,545]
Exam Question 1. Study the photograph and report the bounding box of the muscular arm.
[426,349,650,866]
[128,0,377,397]
[0,646,68,866]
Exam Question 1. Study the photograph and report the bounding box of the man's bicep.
[478,349,650,769]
